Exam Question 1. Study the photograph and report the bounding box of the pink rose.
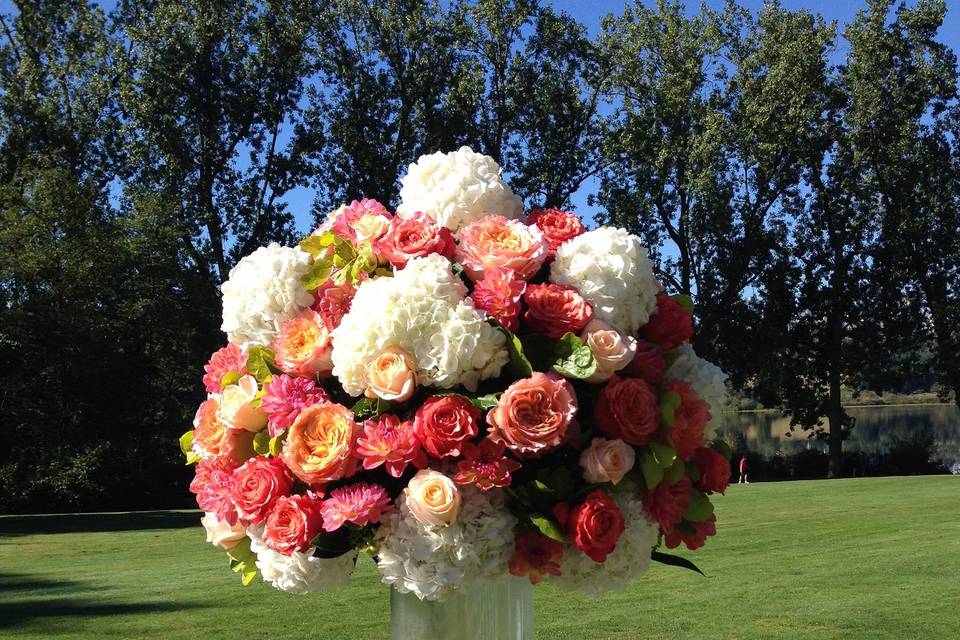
[525,208,586,258]
[374,211,456,267]
[405,469,461,527]
[200,513,247,550]
[331,198,392,244]
[364,347,417,402]
[414,395,480,459]
[262,493,325,555]
[594,375,659,446]
[523,283,593,338]
[579,438,636,485]
[580,319,637,383]
[471,268,526,333]
[272,309,333,378]
[454,214,548,281]
[487,372,578,457]
[230,456,294,525]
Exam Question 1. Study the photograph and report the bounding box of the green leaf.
[530,515,568,543]
[179,430,199,465]
[300,259,334,291]
[660,390,682,428]
[499,326,533,377]
[663,458,686,484]
[469,393,500,410]
[683,490,714,522]
[640,453,664,490]
[311,527,354,559]
[220,370,241,389]
[269,431,287,456]
[649,442,677,468]
[551,332,597,379]
[246,345,279,383]
[670,294,694,315]
[253,430,271,456]
[351,396,390,419]
[299,233,334,257]
[533,480,553,493]
[651,551,705,576]
[227,538,258,586]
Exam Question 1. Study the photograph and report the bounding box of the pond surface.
[719,403,960,471]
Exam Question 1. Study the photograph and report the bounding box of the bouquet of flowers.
[182,147,731,599]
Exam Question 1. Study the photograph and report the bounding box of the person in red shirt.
[738,457,749,484]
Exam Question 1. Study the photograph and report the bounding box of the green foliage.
[351,397,391,420]
[519,332,597,380]
[226,538,258,586]
[246,345,279,384]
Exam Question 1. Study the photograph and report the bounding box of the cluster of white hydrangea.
[549,227,659,335]
[667,344,729,432]
[550,493,659,595]
[247,524,356,595]
[331,254,508,396]
[220,243,314,347]
[374,486,517,601]
[396,146,523,232]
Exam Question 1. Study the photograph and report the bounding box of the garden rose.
[486,372,577,457]
[262,493,325,555]
[331,198,392,244]
[668,380,711,460]
[217,374,268,432]
[693,447,731,495]
[637,294,694,350]
[365,347,417,402]
[273,308,334,378]
[414,395,480,459]
[471,267,526,332]
[525,208,586,258]
[523,283,593,338]
[643,476,693,533]
[193,397,255,462]
[557,489,625,563]
[579,438,636,485]
[580,319,637,383]
[620,339,665,385]
[404,469,461,527]
[455,214,548,281]
[374,211,456,268]
[201,512,247,550]
[283,403,359,485]
[594,375,659,446]
[230,456,294,525]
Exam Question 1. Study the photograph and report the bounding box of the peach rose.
[217,375,268,432]
[273,309,333,378]
[404,469,461,527]
[581,319,637,383]
[331,198,392,244]
[364,347,417,402]
[283,403,359,485]
[193,396,256,462]
[487,372,578,457]
[579,438,636,485]
[200,512,247,550]
[454,214,548,281]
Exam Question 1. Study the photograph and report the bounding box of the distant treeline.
[1,0,958,512]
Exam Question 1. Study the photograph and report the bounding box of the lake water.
[719,404,960,471]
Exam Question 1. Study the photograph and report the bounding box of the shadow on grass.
[0,510,199,536]
[0,571,206,631]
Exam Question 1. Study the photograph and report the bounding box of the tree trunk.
[827,367,843,478]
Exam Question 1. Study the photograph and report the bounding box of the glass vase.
[389,576,533,640]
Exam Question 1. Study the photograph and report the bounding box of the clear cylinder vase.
[389,576,533,640]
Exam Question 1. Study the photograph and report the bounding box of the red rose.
[523,283,593,338]
[413,395,480,459]
[375,211,456,268]
[664,513,716,551]
[692,447,730,495]
[472,268,526,333]
[642,476,693,534]
[637,294,693,350]
[594,375,660,446]
[230,456,294,525]
[667,380,710,460]
[560,489,625,563]
[525,208,586,258]
[262,493,324,555]
[619,339,665,385]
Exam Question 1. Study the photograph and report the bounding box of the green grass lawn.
[1,476,958,639]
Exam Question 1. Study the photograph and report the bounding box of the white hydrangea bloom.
[550,493,659,595]
[220,243,314,347]
[247,524,356,595]
[549,227,659,335]
[667,344,729,432]
[396,146,523,232]
[375,486,517,601]
[331,254,508,396]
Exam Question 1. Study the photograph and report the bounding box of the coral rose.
[217,374,268,432]
[620,339,665,385]
[579,438,636,485]
[454,214,547,281]
[557,489,625,563]
[471,267,526,333]
[405,469,461,527]
[364,347,417,402]
[693,447,731,495]
[523,283,593,339]
[487,372,578,457]
[331,198,392,244]
[414,395,480,459]
[193,396,255,462]
[374,211,456,268]
[667,380,711,460]
[637,294,694,350]
[201,513,247,551]
[525,208,586,258]
[580,319,637,383]
[273,308,333,378]
[230,456,294,525]
[594,375,659,446]
[262,493,325,555]
[643,476,693,534]
[283,403,359,485]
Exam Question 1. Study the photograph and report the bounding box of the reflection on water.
[719,404,960,469]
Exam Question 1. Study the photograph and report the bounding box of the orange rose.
[364,347,417,402]
[273,309,333,378]
[487,372,578,457]
[193,396,256,462]
[283,403,359,485]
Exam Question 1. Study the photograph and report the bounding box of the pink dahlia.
[312,280,356,331]
[331,198,392,244]
[355,414,426,478]
[319,482,393,532]
[664,513,717,551]
[454,438,523,491]
[190,457,239,525]
[471,268,526,332]
[667,380,711,460]
[202,344,248,393]
[261,374,330,436]
[643,476,693,534]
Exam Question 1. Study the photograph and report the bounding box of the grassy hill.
[1,476,958,639]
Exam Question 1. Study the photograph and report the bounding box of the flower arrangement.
[182,146,731,600]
